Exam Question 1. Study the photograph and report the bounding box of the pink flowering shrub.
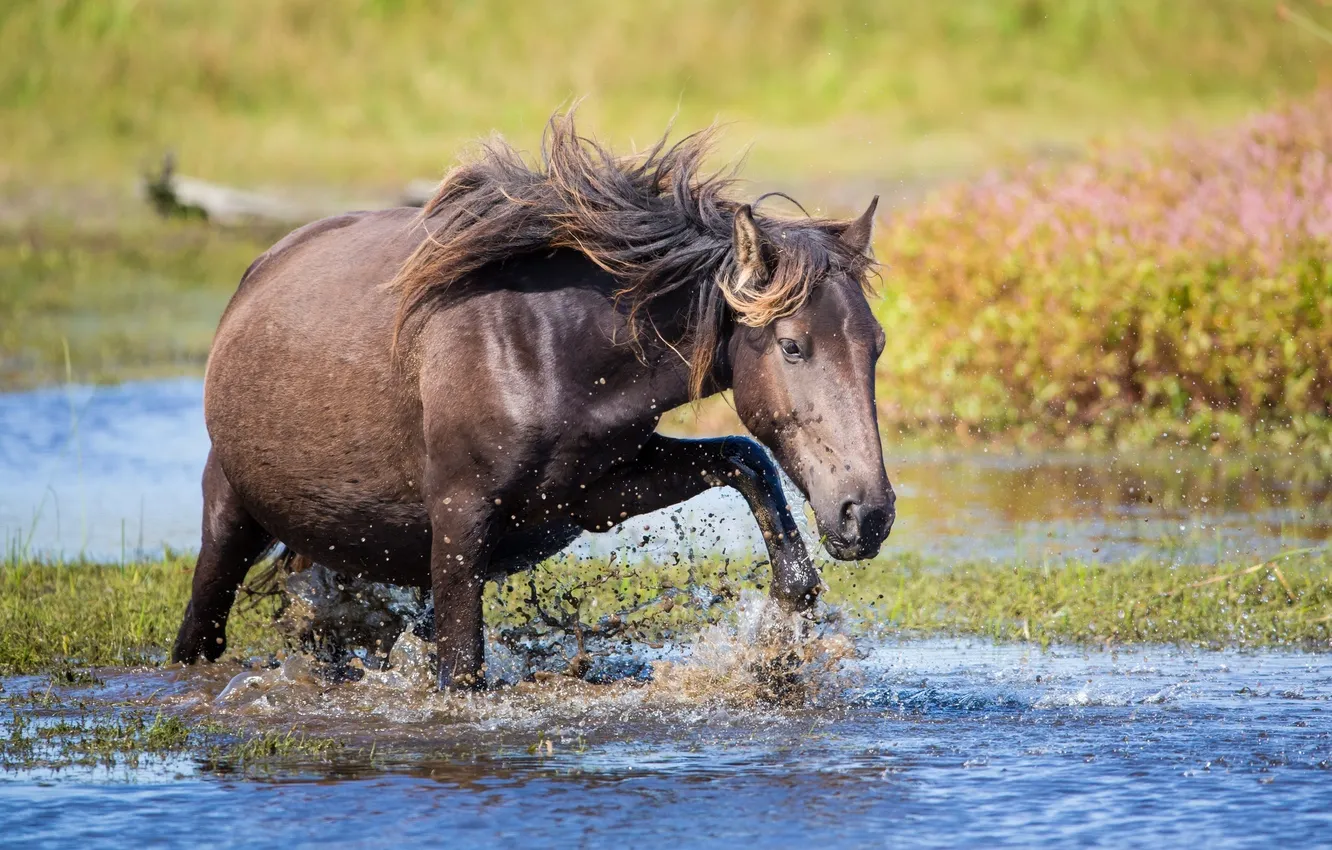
[876,91,1332,447]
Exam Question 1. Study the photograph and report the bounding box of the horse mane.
[390,110,873,399]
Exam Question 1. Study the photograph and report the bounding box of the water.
[3,379,1332,847]
[2,638,1329,847]
[4,379,1331,563]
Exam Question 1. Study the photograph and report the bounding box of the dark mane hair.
[390,111,874,398]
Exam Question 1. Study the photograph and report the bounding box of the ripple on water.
[4,633,1331,846]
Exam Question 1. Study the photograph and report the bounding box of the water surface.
[3,638,1329,847]
[4,379,1330,563]
[3,379,1331,847]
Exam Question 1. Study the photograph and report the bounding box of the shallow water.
[2,637,1329,847]
[4,379,1332,846]
[3,379,1331,563]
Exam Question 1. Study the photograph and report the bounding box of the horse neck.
[623,287,735,409]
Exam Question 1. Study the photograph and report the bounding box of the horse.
[171,113,895,689]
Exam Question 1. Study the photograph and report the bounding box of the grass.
[0,218,277,390]
[0,553,282,674]
[2,550,1329,677]
[825,552,1332,649]
[2,1,1331,187]
[0,703,344,772]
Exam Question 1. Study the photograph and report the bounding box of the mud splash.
[204,588,858,734]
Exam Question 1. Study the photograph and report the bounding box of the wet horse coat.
[173,116,894,688]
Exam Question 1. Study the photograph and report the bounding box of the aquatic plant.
[877,90,1332,451]
[0,700,343,773]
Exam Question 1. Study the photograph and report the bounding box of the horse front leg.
[425,488,493,691]
[572,434,821,610]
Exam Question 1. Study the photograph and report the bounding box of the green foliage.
[2,0,1329,184]
[875,91,1332,451]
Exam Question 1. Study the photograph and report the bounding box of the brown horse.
[172,114,894,689]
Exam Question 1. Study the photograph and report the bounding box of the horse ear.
[731,204,771,291]
[840,195,879,255]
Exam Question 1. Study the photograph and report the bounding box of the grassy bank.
[0,554,282,674]
[2,551,1329,676]
[3,1,1330,186]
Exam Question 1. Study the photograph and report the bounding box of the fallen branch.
[141,153,438,226]
[142,153,311,225]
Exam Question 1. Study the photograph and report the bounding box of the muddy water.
[3,379,1331,562]
[3,379,1332,846]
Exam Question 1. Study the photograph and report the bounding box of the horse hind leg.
[171,451,275,663]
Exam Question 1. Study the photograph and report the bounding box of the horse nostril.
[839,498,862,542]
[854,503,890,544]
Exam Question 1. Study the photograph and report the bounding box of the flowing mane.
[390,111,873,398]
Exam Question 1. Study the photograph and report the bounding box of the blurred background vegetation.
[3,0,1332,450]
[3,0,1329,184]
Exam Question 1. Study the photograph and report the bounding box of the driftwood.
[143,153,308,225]
[141,154,439,225]
[401,178,442,208]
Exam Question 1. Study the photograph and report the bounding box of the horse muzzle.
[821,489,895,561]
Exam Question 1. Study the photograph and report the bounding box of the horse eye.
[778,338,803,361]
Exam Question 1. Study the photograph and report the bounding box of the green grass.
[0,553,283,674]
[2,550,1329,677]
[826,553,1332,649]
[0,219,277,390]
[0,703,344,772]
[3,0,1330,187]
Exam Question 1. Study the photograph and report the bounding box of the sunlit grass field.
[3,0,1330,186]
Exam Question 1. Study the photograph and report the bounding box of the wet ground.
[3,379,1332,846]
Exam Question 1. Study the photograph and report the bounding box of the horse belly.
[214,425,434,585]
[203,231,434,585]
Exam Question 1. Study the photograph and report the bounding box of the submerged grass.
[2,550,1329,677]
[0,703,344,773]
